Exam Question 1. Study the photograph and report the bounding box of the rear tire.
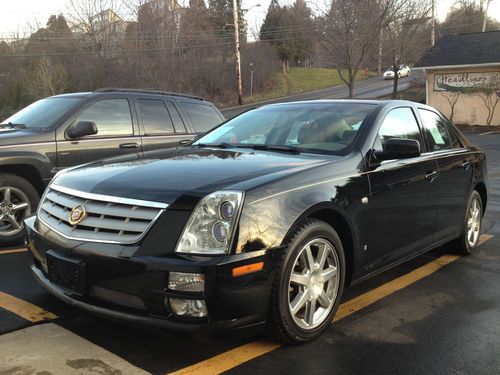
[445,190,483,255]
[0,174,39,246]
[270,219,345,344]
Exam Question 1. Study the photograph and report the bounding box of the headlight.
[175,191,244,254]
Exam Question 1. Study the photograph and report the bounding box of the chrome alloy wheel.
[467,196,481,248]
[287,238,340,330]
[0,186,31,237]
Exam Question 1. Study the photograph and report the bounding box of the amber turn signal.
[232,262,264,277]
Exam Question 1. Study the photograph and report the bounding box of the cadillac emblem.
[69,205,87,225]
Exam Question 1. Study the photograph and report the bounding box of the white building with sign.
[415,31,500,126]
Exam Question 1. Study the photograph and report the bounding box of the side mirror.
[374,138,420,161]
[67,121,98,139]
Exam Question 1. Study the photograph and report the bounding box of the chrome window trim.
[50,184,168,209]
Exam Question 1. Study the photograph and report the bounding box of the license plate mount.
[46,250,87,295]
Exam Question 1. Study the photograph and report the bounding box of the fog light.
[169,298,207,317]
[168,272,205,292]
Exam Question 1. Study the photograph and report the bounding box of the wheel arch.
[283,203,355,286]
[0,164,45,196]
[474,181,487,215]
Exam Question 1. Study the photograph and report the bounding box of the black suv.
[0,88,224,244]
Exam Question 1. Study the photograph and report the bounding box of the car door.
[56,97,141,168]
[417,108,474,240]
[136,98,194,152]
[365,107,439,272]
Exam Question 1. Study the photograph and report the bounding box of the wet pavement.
[0,127,498,375]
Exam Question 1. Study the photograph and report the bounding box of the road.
[221,76,413,119]
[0,127,499,375]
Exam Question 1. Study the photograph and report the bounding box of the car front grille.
[38,184,167,244]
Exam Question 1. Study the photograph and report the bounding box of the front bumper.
[25,216,281,333]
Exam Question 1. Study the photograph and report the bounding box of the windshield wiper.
[0,122,26,129]
[251,144,301,154]
[196,142,233,149]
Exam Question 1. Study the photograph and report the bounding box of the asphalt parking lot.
[0,127,499,375]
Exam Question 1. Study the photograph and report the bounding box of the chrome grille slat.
[45,190,158,220]
[38,186,167,244]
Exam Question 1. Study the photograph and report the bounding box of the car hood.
[0,127,53,145]
[53,147,336,207]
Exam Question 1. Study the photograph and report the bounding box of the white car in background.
[383,65,411,79]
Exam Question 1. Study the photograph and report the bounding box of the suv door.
[56,98,141,168]
[418,108,474,240]
[136,98,194,152]
[365,107,439,271]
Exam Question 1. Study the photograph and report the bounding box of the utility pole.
[249,62,254,98]
[378,28,383,76]
[482,0,491,32]
[431,0,435,46]
[232,0,243,105]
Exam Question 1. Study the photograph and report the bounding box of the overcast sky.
[0,0,499,38]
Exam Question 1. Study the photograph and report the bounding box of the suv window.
[165,101,187,132]
[181,102,221,133]
[418,109,462,151]
[137,99,174,135]
[75,99,133,137]
[374,107,422,151]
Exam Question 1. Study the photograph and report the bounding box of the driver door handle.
[119,142,139,149]
[462,160,471,170]
[425,170,438,182]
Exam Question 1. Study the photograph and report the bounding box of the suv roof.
[95,88,204,101]
[51,88,205,101]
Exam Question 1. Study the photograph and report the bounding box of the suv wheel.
[0,174,39,245]
[270,219,345,344]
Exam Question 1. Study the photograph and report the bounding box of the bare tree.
[440,91,461,123]
[24,56,68,97]
[317,0,403,98]
[384,0,432,98]
[474,76,500,126]
[67,0,124,59]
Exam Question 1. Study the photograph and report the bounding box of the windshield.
[1,97,82,129]
[195,102,376,155]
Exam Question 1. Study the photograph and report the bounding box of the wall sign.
[434,72,500,92]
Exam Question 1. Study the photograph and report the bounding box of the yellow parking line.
[0,248,28,255]
[0,292,57,322]
[170,234,493,375]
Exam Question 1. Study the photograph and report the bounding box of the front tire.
[270,219,345,344]
[0,174,39,245]
[446,190,483,255]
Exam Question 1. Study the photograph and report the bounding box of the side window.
[165,101,187,133]
[374,107,422,151]
[181,102,222,133]
[137,99,175,135]
[75,99,132,137]
[418,109,462,151]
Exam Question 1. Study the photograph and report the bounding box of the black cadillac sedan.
[25,100,487,344]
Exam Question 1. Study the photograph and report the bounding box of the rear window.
[181,102,221,133]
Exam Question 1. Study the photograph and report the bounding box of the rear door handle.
[179,139,191,146]
[119,142,139,149]
[425,170,438,182]
[462,160,471,170]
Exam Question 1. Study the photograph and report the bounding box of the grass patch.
[245,67,375,104]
